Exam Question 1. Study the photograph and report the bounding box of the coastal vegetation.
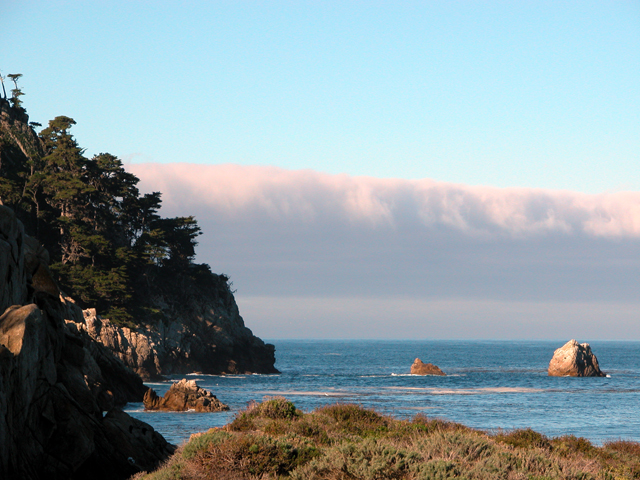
[135,397,640,480]
[0,75,232,327]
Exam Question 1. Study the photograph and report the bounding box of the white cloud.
[127,163,640,338]
[130,163,640,238]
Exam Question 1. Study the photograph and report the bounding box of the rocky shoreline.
[76,304,278,381]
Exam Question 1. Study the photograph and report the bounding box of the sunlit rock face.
[144,378,229,412]
[548,339,606,377]
[76,299,279,381]
[410,358,446,376]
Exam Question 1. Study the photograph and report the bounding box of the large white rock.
[548,339,605,377]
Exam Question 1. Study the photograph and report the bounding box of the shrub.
[226,411,256,432]
[318,403,388,436]
[142,399,640,480]
[495,428,551,450]
[411,414,471,435]
[256,396,300,420]
[413,459,459,480]
[293,418,332,445]
[193,433,319,478]
[551,435,596,458]
[290,438,419,480]
[181,428,230,460]
[604,439,640,456]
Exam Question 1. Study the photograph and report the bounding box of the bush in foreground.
[133,399,640,480]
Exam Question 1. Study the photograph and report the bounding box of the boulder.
[548,339,606,377]
[411,358,446,376]
[144,378,229,412]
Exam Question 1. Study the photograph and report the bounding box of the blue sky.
[3,1,640,339]
[3,1,638,192]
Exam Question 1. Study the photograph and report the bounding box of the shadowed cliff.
[1,90,278,379]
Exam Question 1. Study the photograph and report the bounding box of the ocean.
[126,340,640,446]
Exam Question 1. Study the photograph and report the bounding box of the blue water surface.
[126,340,640,446]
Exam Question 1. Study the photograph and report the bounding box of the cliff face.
[76,295,278,380]
[0,205,174,479]
[1,97,278,380]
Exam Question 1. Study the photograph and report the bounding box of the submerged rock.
[411,358,446,376]
[548,339,606,377]
[144,378,229,412]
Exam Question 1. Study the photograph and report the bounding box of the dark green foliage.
[7,73,24,111]
[0,91,232,326]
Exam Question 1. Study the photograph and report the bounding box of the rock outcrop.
[0,205,174,479]
[411,358,446,376]
[75,301,278,380]
[548,339,606,377]
[144,378,229,412]
[0,206,29,310]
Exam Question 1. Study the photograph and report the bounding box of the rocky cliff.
[1,96,278,380]
[0,205,174,479]
[75,295,278,380]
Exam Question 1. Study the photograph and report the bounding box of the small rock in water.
[144,378,229,412]
[547,339,606,377]
[411,358,446,376]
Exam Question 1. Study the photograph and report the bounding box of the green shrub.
[227,411,256,432]
[181,429,230,460]
[142,399,640,480]
[495,428,551,450]
[293,418,332,445]
[291,438,419,480]
[413,459,459,479]
[319,403,388,436]
[551,435,597,458]
[411,414,471,435]
[256,396,300,420]
[194,433,319,478]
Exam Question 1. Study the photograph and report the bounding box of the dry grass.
[132,399,640,480]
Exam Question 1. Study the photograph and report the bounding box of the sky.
[2,1,640,339]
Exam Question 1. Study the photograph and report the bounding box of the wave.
[381,387,545,395]
[257,390,358,397]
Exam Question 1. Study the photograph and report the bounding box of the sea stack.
[548,339,606,377]
[144,378,229,412]
[411,358,446,376]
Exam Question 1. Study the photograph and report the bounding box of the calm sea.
[126,340,640,446]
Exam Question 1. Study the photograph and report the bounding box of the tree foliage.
[1,90,225,326]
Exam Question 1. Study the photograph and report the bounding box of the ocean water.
[126,340,640,446]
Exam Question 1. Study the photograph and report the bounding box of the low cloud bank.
[127,163,640,338]
[130,163,640,239]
